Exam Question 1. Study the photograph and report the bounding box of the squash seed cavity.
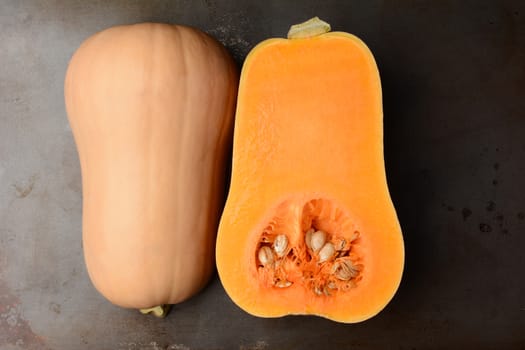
[255,198,363,296]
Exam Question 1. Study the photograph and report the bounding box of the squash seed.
[310,230,326,253]
[332,258,361,280]
[304,228,315,249]
[275,280,292,288]
[258,246,274,266]
[318,242,335,263]
[273,234,288,257]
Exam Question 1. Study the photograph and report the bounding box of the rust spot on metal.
[12,174,38,198]
[49,302,61,315]
[1,278,47,348]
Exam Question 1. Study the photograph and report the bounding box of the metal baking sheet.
[1,1,524,348]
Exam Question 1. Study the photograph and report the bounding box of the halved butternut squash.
[216,18,404,323]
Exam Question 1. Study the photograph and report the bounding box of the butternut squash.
[216,18,404,323]
[64,23,238,315]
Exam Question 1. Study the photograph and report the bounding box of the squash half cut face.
[216,31,404,323]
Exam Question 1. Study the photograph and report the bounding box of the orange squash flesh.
[216,23,404,323]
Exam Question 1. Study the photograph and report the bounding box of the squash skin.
[216,32,404,323]
[64,23,238,308]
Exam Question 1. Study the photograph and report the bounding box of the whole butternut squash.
[65,23,238,315]
[216,18,404,323]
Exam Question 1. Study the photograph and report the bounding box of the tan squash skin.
[65,23,238,309]
[216,19,404,323]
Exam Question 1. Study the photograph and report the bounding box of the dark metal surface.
[1,1,524,349]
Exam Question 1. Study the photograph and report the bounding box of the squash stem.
[139,304,171,318]
[287,17,331,39]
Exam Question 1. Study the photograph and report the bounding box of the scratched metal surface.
[1,1,525,349]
